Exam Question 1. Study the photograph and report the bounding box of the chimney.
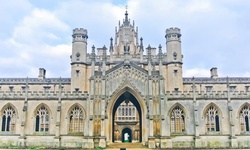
[38,68,46,80]
[210,67,218,78]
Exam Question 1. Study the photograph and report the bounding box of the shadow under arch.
[112,91,142,142]
[107,86,147,143]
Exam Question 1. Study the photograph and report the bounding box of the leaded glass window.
[240,105,250,132]
[69,106,84,133]
[1,106,16,132]
[35,106,49,132]
[205,105,220,132]
[170,106,185,132]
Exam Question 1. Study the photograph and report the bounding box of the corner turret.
[165,27,183,91]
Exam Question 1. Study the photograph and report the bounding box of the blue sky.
[0,0,250,78]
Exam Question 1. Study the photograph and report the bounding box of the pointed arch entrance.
[112,91,142,142]
[106,87,147,144]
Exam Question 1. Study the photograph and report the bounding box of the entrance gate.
[112,91,142,142]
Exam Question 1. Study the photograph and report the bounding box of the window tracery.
[170,106,185,132]
[1,106,16,132]
[35,106,49,132]
[205,105,220,132]
[240,105,250,132]
[69,106,84,133]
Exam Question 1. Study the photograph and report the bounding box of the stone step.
[106,142,148,149]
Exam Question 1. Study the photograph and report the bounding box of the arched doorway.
[122,128,132,142]
[112,91,142,142]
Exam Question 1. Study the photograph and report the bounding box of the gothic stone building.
[1,11,250,149]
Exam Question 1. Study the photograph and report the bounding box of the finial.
[158,44,163,60]
[110,37,113,52]
[139,37,144,52]
[147,45,152,62]
[91,45,95,61]
[124,5,129,25]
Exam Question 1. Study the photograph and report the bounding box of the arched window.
[69,106,84,133]
[170,106,185,132]
[35,106,49,132]
[240,105,250,132]
[1,106,16,132]
[205,105,220,132]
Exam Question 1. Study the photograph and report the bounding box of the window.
[205,105,220,132]
[240,105,250,132]
[35,106,49,132]
[21,86,29,92]
[229,86,236,92]
[170,106,185,132]
[76,70,80,78]
[9,86,14,92]
[44,86,51,93]
[69,106,84,133]
[245,86,249,92]
[1,106,16,132]
[173,52,177,60]
[206,86,213,93]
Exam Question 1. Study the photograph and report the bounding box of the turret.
[71,28,88,92]
[72,28,88,63]
[165,27,183,91]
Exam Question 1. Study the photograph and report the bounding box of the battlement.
[72,28,88,37]
[166,27,181,36]
[166,90,250,100]
[0,91,89,100]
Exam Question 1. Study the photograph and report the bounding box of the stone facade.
[0,10,250,149]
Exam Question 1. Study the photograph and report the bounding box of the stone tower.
[165,27,183,91]
[113,10,139,55]
[71,28,88,91]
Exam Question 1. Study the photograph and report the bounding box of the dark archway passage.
[122,128,132,142]
[112,91,142,142]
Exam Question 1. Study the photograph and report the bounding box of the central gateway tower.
[70,10,183,148]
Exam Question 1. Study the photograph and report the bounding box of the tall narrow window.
[35,106,49,132]
[69,106,84,133]
[1,106,16,132]
[205,105,220,132]
[170,106,185,132]
[240,105,250,132]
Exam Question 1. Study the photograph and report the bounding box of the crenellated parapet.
[72,28,88,42]
[165,27,181,42]
[166,90,250,100]
[0,78,71,85]
[0,91,89,100]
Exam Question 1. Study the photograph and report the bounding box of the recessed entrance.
[122,128,132,142]
[112,91,142,142]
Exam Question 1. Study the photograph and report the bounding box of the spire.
[124,6,129,26]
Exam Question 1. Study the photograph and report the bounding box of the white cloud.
[183,68,210,77]
[0,0,250,78]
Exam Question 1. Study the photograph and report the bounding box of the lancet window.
[240,105,250,132]
[170,106,185,132]
[1,106,16,132]
[35,106,49,132]
[205,105,220,132]
[69,106,84,133]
